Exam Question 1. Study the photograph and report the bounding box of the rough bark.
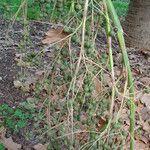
[124,0,150,52]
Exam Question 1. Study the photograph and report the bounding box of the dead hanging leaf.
[42,27,69,46]
[33,143,48,150]
[1,137,21,150]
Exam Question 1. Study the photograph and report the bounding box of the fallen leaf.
[0,128,21,150]
[140,77,150,86]
[136,100,144,114]
[15,54,30,67]
[42,28,69,45]
[17,60,30,67]
[142,120,150,134]
[15,53,25,59]
[135,139,150,150]
[94,77,102,95]
[92,77,102,100]
[103,73,112,87]
[76,74,84,88]
[140,93,150,110]
[46,108,51,126]
[137,119,150,134]
[0,127,6,139]
[35,70,45,76]
[33,143,48,150]
[140,136,149,144]
[2,137,21,150]
[140,107,150,121]
[135,91,143,102]
[96,117,106,131]
[22,76,39,92]
[13,80,23,88]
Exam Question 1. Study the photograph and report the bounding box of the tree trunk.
[124,0,150,52]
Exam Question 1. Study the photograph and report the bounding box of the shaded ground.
[0,19,150,149]
[0,20,25,105]
[0,20,53,105]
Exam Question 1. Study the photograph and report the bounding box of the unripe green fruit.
[75,4,82,10]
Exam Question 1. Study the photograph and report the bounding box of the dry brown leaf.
[15,53,25,59]
[35,70,45,76]
[140,107,150,121]
[2,137,21,150]
[137,119,150,134]
[140,77,150,86]
[46,108,51,126]
[0,127,6,139]
[13,80,23,88]
[103,73,112,87]
[76,75,84,88]
[96,117,106,131]
[142,120,150,134]
[119,109,130,129]
[42,28,69,45]
[135,90,143,102]
[140,93,150,110]
[15,55,30,67]
[33,143,48,150]
[135,139,150,150]
[136,100,144,114]
[94,77,102,94]
[92,77,102,99]
[22,76,39,92]
[0,128,21,150]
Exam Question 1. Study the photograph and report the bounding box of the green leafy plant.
[0,143,5,150]
[0,104,33,132]
[112,0,129,17]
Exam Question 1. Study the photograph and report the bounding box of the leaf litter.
[16,27,150,149]
[42,27,69,47]
[0,128,21,150]
[1,20,150,149]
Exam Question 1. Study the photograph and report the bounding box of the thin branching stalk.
[103,0,115,119]
[66,0,89,146]
[83,2,116,149]
[105,0,135,149]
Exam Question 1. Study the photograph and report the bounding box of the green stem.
[103,0,115,120]
[105,0,135,150]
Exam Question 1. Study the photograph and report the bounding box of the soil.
[0,20,24,106]
[0,20,53,105]
[0,19,150,149]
